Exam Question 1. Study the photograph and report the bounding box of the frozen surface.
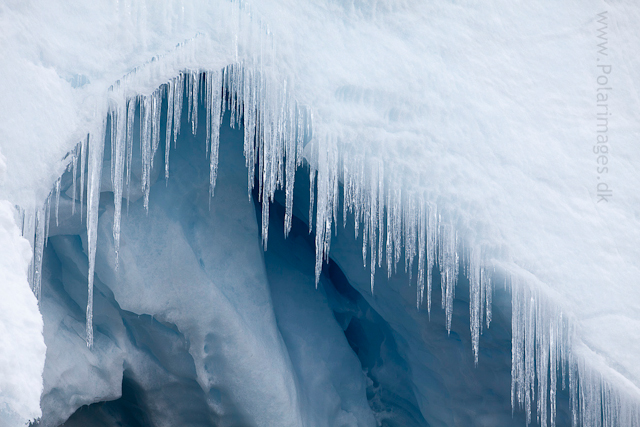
[1,0,640,425]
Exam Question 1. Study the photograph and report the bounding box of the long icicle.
[112,100,127,270]
[86,123,106,349]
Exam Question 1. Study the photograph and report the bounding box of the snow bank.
[0,200,46,425]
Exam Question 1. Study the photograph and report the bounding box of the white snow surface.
[0,200,46,425]
[1,0,640,424]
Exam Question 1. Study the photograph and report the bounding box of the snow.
[1,0,640,425]
[0,200,46,425]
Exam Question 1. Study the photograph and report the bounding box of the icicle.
[393,186,402,274]
[560,311,567,391]
[44,192,51,244]
[261,184,270,249]
[362,189,369,270]
[308,167,316,234]
[368,160,379,293]
[190,70,200,135]
[110,108,117,189]
[80,135,88,222]
[343,148,351,229]
[468,248,482,364]
[284,99,298,238]
[230,64,239,128]
[426,202,436,314]
[377,161,384,269]
[439,221,458,332]
[54,178,61,227]
[243,66,257,195]
[165,80,174,182]
[550,314,558,427]
[86,124,105,349]
[71,152,78,215]
[385,180,394,279]
[296,106,305,168]
[331,138,339,240]
[483,266,492,328]
[187,71,194,128]
[417,197,427,309]
[353,153,364,240]
[206,71,223,199]
[23,211,36,293]
[569,323,578,427]
[403,196,417,278]
[525,290,535,425]
[32,204,46,303]
[140,95,152,211]
[206,73,212,156]
[125,97,136,210]
[511,278,525,413]
[313,135,338,287]
[536,300,549,427]
[173,74,184,149]
[151,89,162,161]
[112,100,127,270]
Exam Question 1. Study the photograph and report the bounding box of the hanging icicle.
[85,122,106,349]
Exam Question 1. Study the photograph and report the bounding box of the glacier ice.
[1,0,640,426]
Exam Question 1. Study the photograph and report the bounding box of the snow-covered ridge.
[2,0,640,426]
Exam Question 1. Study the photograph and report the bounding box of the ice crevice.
[15,56,639,426]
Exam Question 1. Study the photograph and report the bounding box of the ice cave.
[1,1,640,427]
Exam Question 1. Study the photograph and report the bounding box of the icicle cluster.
[465,248,493,365]
[28,60,309,350]
[21,65,640,427]
[327,145,462,330]
[510,278,640,427]
[511,280,570,427]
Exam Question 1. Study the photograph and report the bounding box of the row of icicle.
[19,63,640,427]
